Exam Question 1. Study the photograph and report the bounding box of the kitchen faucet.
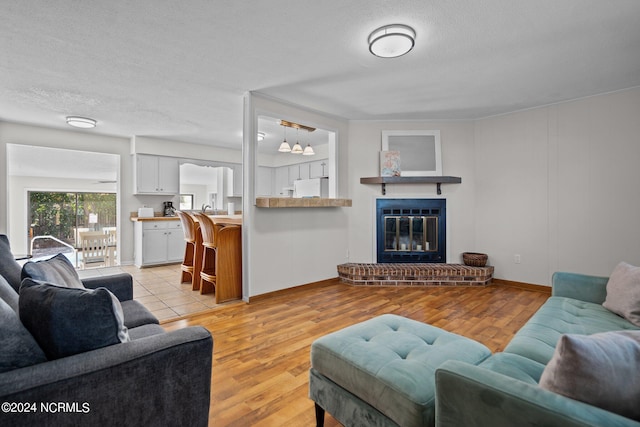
[201,204,211,213]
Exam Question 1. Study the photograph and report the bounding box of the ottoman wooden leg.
[315,402,325,427]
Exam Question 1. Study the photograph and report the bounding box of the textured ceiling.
[1,0,639,149]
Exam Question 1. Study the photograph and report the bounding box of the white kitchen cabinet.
[257,166,273,196]
[134,220,184,267]
[309,160,327,178]
[274,167,289,195]
[288,164,300,186]
[299,163,310,180]
[232,164,242,196]
[133,154,179,194]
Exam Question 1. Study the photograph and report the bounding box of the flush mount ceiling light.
[368,24,416,58]
[66,116,96,128]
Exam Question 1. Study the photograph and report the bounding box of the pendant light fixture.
[277,119,316,155]
[278,126,291,152]
[291,128,304,154]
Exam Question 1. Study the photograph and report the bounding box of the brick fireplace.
[336,198,494,287]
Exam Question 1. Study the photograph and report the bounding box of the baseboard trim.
[247,277,551,302]
[493,278,551,294]
[247,277,342,303]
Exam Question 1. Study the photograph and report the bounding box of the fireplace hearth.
[376,198,446,263]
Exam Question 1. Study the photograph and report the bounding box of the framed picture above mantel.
[382,130,441,176]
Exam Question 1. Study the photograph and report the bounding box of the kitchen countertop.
[130,214,242,222]
[255,197,352,208]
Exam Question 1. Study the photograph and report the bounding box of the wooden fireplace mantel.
[360,176,462,195]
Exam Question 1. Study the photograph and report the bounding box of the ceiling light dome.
[368,24,416,58]
[66,116,96,128]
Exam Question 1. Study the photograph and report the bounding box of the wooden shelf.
[360,176,462,195]
[256,197,352,208]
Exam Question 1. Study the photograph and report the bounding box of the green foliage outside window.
[29,192,116,247]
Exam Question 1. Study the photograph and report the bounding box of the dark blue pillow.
[19,279,130,360]
[0,297,47,372]
[21,253,84,289]
[0,234,23,292]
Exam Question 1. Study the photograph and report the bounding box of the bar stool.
[176,211,199,290]
[193,213,223,295]
[213,224,242,303]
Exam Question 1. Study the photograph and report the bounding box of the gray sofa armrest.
[435,360,640,427]
[0,326,213,427]
[81,273,133,301]
[551,271,609,304]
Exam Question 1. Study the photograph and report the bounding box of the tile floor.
[77,263,225,322]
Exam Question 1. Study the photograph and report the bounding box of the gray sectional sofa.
[436,269,640,427]
[0,235,213,426]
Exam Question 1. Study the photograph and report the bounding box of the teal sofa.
[435,272,640,427]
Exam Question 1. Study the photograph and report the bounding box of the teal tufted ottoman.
[309,314,491,427]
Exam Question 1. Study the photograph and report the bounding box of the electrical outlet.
[514,254,521,264]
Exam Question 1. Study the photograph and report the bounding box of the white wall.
[179,183,208,210]
[346,87,640,286]
[475,87,640,284]
[243,93,350,298]
[346,120,476,264]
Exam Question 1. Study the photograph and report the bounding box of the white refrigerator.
[293,178,328,198]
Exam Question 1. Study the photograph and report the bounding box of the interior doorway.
[6,144,119,264]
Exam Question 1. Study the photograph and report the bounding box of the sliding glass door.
[28,191,116,260]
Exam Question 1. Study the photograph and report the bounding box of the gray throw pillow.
[539,331,640,421]
[603,262,640,327]
[0,297,47,372]
[0,234,24,292]
[0,274,19,312]
[19,278,130,360]
[21,253,84,289]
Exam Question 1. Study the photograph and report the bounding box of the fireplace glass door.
[376,198,446,263]
[384,216,438,252]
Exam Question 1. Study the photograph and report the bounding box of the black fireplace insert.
[376,198,446,263]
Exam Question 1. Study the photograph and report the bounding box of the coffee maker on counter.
[163,201,176,217]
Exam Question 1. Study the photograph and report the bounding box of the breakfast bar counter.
[131,214,242,224]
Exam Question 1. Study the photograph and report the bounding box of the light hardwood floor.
[162,278,550,427]
[78,264,230,321]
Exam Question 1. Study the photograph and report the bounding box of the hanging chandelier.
[278,120,315,156]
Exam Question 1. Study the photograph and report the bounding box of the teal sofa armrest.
[435,360,640,427]
[551,272,609,304]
